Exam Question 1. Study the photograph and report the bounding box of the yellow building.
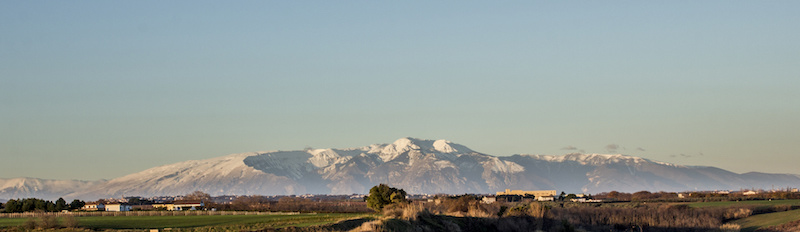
[496,189,557,198]
[152,201,204,211]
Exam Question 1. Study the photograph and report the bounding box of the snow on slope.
[377,138,470,162]
[12,137,800,200]
[522,153,652,165]
[66,152,301,200]
[487,157,524,173]
[0,178,97,200]
[63,137,518,198]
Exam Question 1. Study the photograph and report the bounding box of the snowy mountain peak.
[383,137,422,154]
[0,178,97,201]
[432,139,458,153]
[376,137,475,162]
[11,137,800,200]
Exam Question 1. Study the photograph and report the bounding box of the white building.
[82,203,105,211]
[153,201,205,211]
[105,203,131,212]
[536,196,555,201]
[743,190,759,196]
[570,198,602,203]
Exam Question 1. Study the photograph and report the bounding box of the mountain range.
[2,137,799,201]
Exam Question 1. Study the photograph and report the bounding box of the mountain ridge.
[3,137,799,200]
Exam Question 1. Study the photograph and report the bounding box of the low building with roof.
[82,202,105,211]
[152,200,204,211]
[496,189,557,198]
[105,203,132,212]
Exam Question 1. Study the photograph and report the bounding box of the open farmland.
[0,213,372,231]
[0,218,25,228]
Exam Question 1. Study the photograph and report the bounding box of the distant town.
[3,184,800,231]
[4,187,798,213]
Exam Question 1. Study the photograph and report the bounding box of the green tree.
[366,184,407,212]
[46,201,55,212]
[55,198,67,211]
[390,192,405,203]
[33,199,46,211]
[69,199,85,210]
[3,199,20,213]
[21,199,36,212]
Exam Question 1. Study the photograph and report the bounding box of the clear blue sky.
[2,1,798,181]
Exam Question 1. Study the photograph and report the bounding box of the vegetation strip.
[0,213,369,230]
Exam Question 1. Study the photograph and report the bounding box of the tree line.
[2,198,85,213]
[210,196,371,213]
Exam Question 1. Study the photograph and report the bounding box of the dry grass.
[720,223,742,232]
[350,220,384,232]
[359,199,780,232]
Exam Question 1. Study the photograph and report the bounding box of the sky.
[1,1,799,181]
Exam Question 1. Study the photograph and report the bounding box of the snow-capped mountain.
[4,137,800,200]
[0,178,98,201]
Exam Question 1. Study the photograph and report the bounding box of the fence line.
[0,211,301,218]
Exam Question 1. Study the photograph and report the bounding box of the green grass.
[0,218,27,228]
[0,213,370,230]
[733,209,800,232]
[686,199,800,208]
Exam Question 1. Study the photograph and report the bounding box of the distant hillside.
[3,137,800,200]
[0,178,99,201]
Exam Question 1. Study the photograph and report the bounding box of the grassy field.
[686,199,800,208]
[733,209,800,232]
[0,218,26,228]
[0,213,371,230]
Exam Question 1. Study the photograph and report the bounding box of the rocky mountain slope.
[4,137,799,200]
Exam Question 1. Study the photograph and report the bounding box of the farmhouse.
[743,190,759,196]
[105,203,132,212]
[536,195,556,201]
[497,189,557,198]
[153,200,204,211]
[496,189,557,202]
[571,198,602,203]
[82,202,105,211]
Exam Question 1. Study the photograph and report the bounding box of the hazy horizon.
[2,1,799,181]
